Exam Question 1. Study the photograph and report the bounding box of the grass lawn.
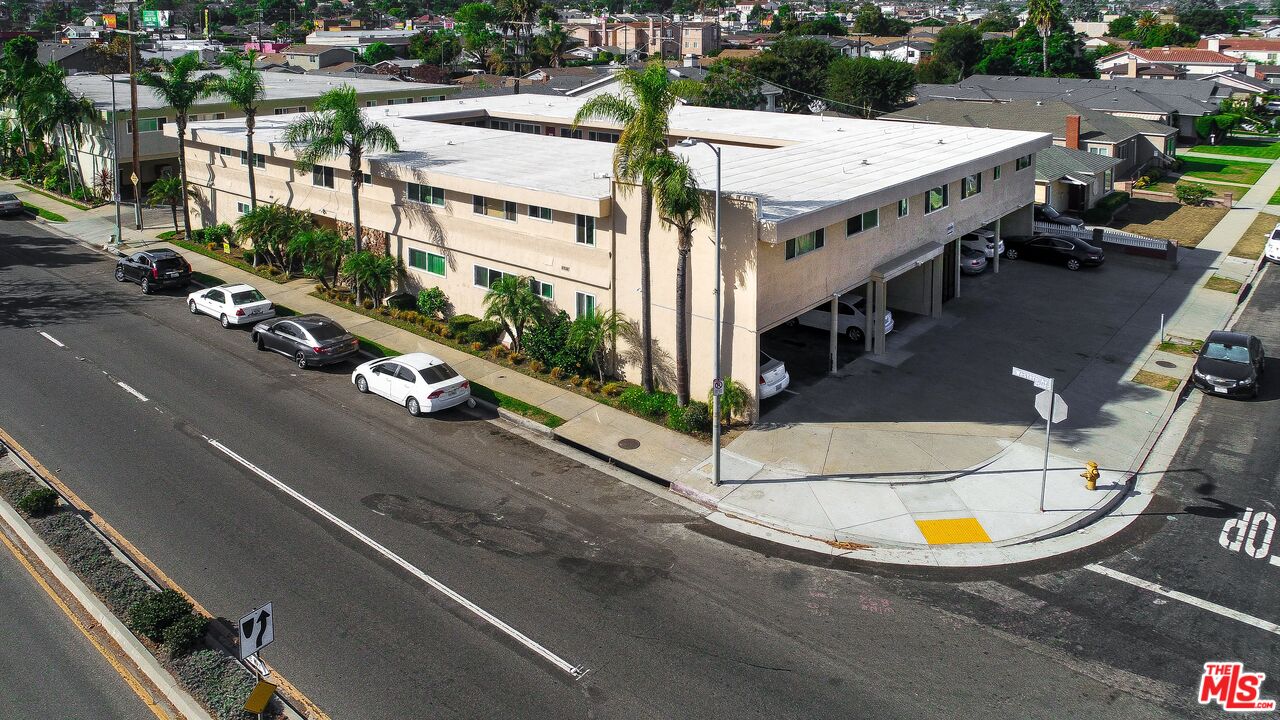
[1205,275,1244,293]
[1232,213,1278,260]
[189,271,226,287]
[1178,157,1271,186]
[1158,339,1204,357]
[16,182,94,210]
[1146,180,1243,199]
[1133,370,1182,392]
[23,202,66,222]
[1108,198,1228,248]
[1189,137,1280,160]
[1269,187,1280,205]
[166,235,291,284]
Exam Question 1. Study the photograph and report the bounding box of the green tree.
[534,22,571,67]
[288,227,351,286]
[410,29,463,66]
[342,250,399,305]
[976,1,1019,31]
[853,2,888,33]
[137,53,218,238]
[568,308,625,382]
[1025,0,1063,75]
[211,51,265,219]
[931,25,983,80]
[235,203,312,268]
[827,57,916,117]
[649,152,708,406]
[1107,14,1137,36]
[747,36,840,113]
[1065,0,1102,21]
[1,37,40,151]
[698,59,764,110]
[974,24,1097,78]
[455,2,500,59]
[148,175,197,232]
[1175,0,1234,35]
[790,14,845,36]
[573,59,699,392]
[482,274,545,352]
[282,85,400,273]
[360,42,397,64]
[28,63,97,196]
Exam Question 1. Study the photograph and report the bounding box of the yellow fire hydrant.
[1081,461,1100,491]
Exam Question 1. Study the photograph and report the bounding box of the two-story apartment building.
[177,95,1048,416]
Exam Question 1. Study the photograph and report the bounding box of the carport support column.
[930,254,943,317]
[828,294,839,374]
[993,217,1001,274]
[864,284,873,353]
[873,280,888,355]
[954,240,962,299]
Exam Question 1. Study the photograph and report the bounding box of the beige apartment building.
[570,20,721,56]
[176,96,1049,416]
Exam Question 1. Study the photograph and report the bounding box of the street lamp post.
[128,1,142,230]
[678,137,723,487]
[111,72,122,247]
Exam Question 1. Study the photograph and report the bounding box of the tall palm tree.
[1,37,40,154]
[535,23,571,68]
[650,152,709,407]
[569,308,625,383]
[212,51,266,211]
[1025,0,1060,75]
[573,59,700,392]
[148,174,197,233]
[1135,10,1159,37]
[137,52,217,237]
[342,250,399,305]
[29,63,98,197]
[496,0,539,89]
[483,275,546,352]
[282,85,400,260]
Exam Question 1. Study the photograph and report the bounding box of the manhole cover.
[617,438,640,450]
[1155,360,1177,368]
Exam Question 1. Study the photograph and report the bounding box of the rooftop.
[885,98,1168,143]
[1099,47,1241,65]
[1034,145,1122,183]
[914,74,1223,117]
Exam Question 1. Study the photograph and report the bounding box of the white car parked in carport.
[788,294,894,343]
[186,283,274,327]
[351,352,475,416]
[759,351,790,400]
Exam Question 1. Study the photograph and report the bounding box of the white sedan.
[351,352,474,416]
[790,294,894,343]
[187,283,274,327]
[1265,223,1280,263]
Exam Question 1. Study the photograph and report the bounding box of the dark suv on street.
[251,314,360,369]
[115,249,192,294]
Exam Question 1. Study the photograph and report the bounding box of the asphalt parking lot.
[759,255,1176,426]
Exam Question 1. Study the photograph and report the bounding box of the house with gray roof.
[1033,145,1123,216]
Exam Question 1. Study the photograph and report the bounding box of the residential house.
[36,41,102,73]
[1197,36,1280,64]
[282,45,358,70]
[867,39,933,64]
[1096,47,1244,76]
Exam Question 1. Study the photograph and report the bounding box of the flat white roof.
[188,93,1051,229]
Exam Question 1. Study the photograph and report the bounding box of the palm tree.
[281,85,400,265]
[483,275,546,352]
[569,308,625,383]
[535,23,571,68]
[288,227,351,287]
[1135,10,1159,38]
[573,58,700,392]
[496,0,539,89]
[148,174,196,233]
[1,37,40,154]
[235,203,313,269]
[650,152,709,407]
[212,51,266,212]
[29,63,98,197]
[137,52,218,238]
[1025,0,1060,75]
[342,250,399,305]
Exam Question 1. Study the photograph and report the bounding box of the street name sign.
[1012,366,1052,390]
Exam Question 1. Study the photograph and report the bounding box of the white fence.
[1033,221,1170,251]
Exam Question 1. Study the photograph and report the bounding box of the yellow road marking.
[915,517,992,545]
[0,524,172,720]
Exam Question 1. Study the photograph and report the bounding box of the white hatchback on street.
[187,284,274,327]
[351,352,474,416]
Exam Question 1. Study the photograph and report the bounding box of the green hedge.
[464,319,503,345]
[1082,191,1129,224]
[447,313,481,334]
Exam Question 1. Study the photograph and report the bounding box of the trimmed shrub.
[1082,191,1129,224]
[1176,182,1213,206]
[171,649,257,720]
[127,590,194,642]
[464,319,503,345]
[16,487,59,516]
[667,401,711,433]
[549,366,565,380]
[601,382,626,397]
[362,298,375,309]
[618,387,678,419]
[523,310,591,374]
[162,613,208,657]
[528,360,545,373]
[416,287,450,319]
[469,341,485,351]
[448,313,481,334]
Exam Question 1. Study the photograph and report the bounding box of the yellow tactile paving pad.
[915,518,992,545]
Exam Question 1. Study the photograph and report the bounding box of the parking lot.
[759,254,1177,430]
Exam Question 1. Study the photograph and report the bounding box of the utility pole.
[128,0,142,230]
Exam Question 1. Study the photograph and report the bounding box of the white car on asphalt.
[759,351,790,400]
[351,352,474,416]
[960,229,1005,259]
[789,294,894,343]
[187,283,274,327]
[1265,223,1280,263]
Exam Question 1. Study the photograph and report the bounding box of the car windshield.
[307,322,348,340]
[231,289,266,304]
[0,192,16,202]
[418,363,459,384]
[1202,342,1250,364]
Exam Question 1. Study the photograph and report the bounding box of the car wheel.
[406,397,420,417]
[355,375,369,393]
[253,333,265,350]
[295,352,308,369]
[1066,258,1082,271]
[220,314,230,328]
[188,300,198,314]
[140,277,152,294]
[846,326,864,343]
[114,267,126,282]
[1005,248,1019,260]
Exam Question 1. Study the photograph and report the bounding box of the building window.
[237,201,251,214]
[576,214,595,245]
[575,291,596,318]
[1089,147,1110,156]
[127,118,161,133]
[365,100,377,107]
[529,205,552,221]
[473,195,516,221]
[1104,169,1113,193]
[422,95,443,102]
[785,228,825,260]
[514,122,541,134]
[560,128,583,139]
[409,248,446,276]
[489,120,510,131]
[407,183,444,206]
[926,184,949,214]
[240,151,265,168]
[273,106,306,115]
[1016,154,1032,171]
[961,172,982,199]
[219,147,233,157]
[845,208,878,236]
[993,165,1002,180]
[588,130,620,143]
[386,97,412,106]
[312,166,335,188]
[897,197,909,218]
[531,278,554,299]
[474,264,506,288]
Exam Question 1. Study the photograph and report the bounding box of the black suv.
[115,249,192,294]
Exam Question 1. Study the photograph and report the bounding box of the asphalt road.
[0,216,1249,719]
[0,514,154,720]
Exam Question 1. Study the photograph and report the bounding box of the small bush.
[417,287,450,319]
[568,374,583,386]
[389,308,402,320]
[314,283,326,292]
[711,379,749,424]
[362,298,375,310]
[448,313,481,334]
[667,401,711,433]
[403,310,420,324]
[16,487,59,516]
[618,387,678,419]
[549,367,565,380]
[469,341,485,351]
[127,590,194,642]
[162,613,208,657]
[487,345,507,360]
[376,306,390,316]
[508,352,526,365]
[464,319,503,345]
[601,382,626,397]
[439,328,453,339]
[529,360,545,373]
[582,378,600,393]
[1176,182,1213,206]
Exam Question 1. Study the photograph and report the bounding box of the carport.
[860,241,947,357]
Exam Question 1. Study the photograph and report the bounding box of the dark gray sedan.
[0,192,24,216]
[251,314,359,369]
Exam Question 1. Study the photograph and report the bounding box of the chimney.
[1208,37,1221,52]
[1127,55,1138,77]
[1065,114,1081,150]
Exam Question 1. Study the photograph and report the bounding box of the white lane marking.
[205,437,587,678]
[39,331,65,348]
[1086,563,1280,636]
[116,381,149,402]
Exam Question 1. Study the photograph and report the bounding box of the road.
[0,510,155,720]
[0,215,1266,718]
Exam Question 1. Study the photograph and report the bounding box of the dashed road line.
[38,331,65,348]
[115,381,149,402]
[1085,563,1280,636]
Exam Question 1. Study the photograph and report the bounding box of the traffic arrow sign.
[238,602,274,659]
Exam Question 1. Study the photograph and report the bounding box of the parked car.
[1264,223,1280,264]
[0,192,24,216]
[789,294,894,343]
[1265,100,1280,113]
[1192,330,1265,398]
[114,249,192,293]
[959,230,1004,259]
[1004,234,1105,270]
[352,352,473,416]
[759,351,790,400]
[251,314,359,369]
[960,246,989,274]
[1034,204,1085,227]
[187,283,274,328]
